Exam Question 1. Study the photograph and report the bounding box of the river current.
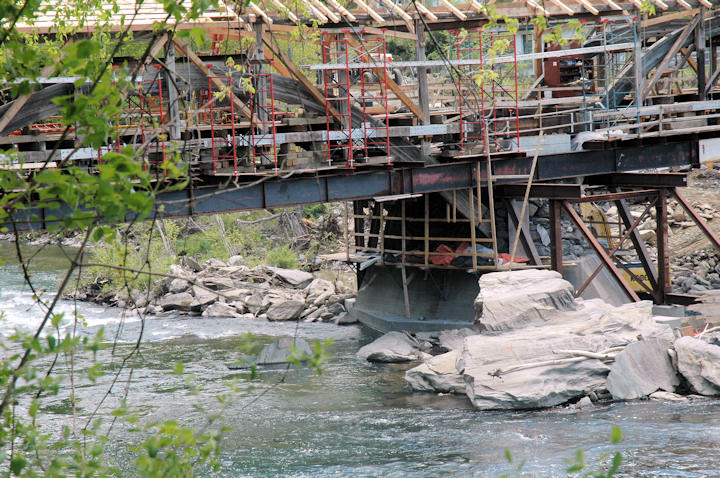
[2,245,720,477]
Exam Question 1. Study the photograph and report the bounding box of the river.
[2,244,720,477]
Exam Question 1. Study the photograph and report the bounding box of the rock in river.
[405,350,465,394]
[674,336,720,396]
[265,299,305,321]
[256,337,312,365]
[357,331,430,363]
[474,269,576,332]
[606,339,679,400]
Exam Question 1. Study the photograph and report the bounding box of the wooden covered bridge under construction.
[5,0,720,330]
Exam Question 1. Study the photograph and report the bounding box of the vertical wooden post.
[549,199,563,273]
[415,19,431,159]
[165,36,181,141]
[424,194,430,267]
[401,199,407,265]
[452,190,457,223]
[696,7,707,100]
[633,19,644,110]
[401,264,411,317]
[344,201,350,261]
[476,162,483,221]
[468,188,477,270]
[254,23,268,127]
[655,189,669,304]
[379,202,385,259]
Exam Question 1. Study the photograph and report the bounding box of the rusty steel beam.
[615,195,659,292]
[495,183,583,200]
[562,201,641,302]
[656,189,670,304]
[576,189,661,203]
[672,188,720,253]
[549,200,563,274]
[506,199,542,266]
[574,197,656,298]
[587,172,688,188]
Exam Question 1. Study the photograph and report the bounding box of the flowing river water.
[2,245,720,477]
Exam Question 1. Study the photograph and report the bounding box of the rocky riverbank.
[68,256,358,325]
[357,269,717,410]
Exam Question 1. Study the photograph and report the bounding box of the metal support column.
[165,36,181,141]
[415,19,430,159]
[696,8,707,100]
[655,189,670,304]
[549,200,563,273]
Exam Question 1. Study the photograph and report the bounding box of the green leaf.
[610,425,622,444]
[10,456,26,475]
[172,361,184,376]
[504,449,512,464]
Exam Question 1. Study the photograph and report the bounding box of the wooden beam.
[643,14,700,99]
[265,0,299,23]
[679,47,698,73]
[641,8,697,28]
[261,33,341,120]
[353,0,385,23]
[376,0,415,32]
[248,1,274,24]
[172,36,253,120]
[302,0,328,22]
[652,0,669,10]
[309,0,340,22]
[548,0,574,16]
[574,0,599,15]
[414,1,439,21]
[345,35,424,122]
[438,0,467,20]
[326,0,357,22]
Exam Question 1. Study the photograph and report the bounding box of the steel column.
[562,201,640,302]
[549,200,563,273]
[655,189,670,304]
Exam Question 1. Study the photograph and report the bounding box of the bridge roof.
[16,0,708,35]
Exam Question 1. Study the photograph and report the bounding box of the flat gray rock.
[202,302,240,318]
[474,270,576,332]
[256,338,312,364]
[675,336,720,396]
[158,292,195,312]
[357,331,429,363]
[266,267,314,287]
[606,339,679,400]
[265,299,305,321]
[405,350,465,394]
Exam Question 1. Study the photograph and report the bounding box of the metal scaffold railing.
[139,65,167,175]
[249,71,279,172]
[356,32,391,165]
[322,32,355,168]
[207,70,238,174]
[453,29,520,154]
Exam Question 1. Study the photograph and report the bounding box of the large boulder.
[305,278,335,305]
[191,285,219,308]
[674,336,720,395]
[460,300,673,410]
[265,300,305,321]
[405,350,465,394]
[357,332,430,363]
[158,292,195,312]
[474,269,576,331]
[202,302,240,318]
[438,328,476,352]
[606,339,679,400]
[266,267,314,288]
[256,338,312,365]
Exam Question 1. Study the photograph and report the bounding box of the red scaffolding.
[322,32,355,168]
[138,66,167,173]
[357,33,391,165]
[207,72,238,174]
[249,71,278,172]
[454,30,520,153]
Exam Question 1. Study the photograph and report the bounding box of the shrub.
[266,245,299,269]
